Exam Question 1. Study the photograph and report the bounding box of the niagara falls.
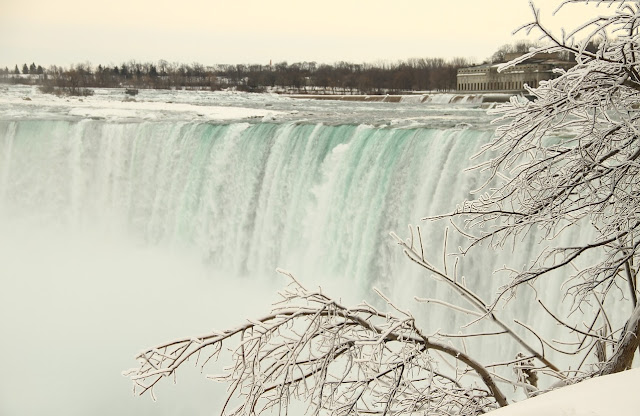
[0,86,503,414]
[3,1,640,415]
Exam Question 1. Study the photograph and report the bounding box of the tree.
[13,65,19,75]
[120,63,128,79]
[149,65,158,78]
[22,63,28,74]
[472,1,640,375]
[124,2,640,414]
[158,59,168,76]
[489,40,539,63]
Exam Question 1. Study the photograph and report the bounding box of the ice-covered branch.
[124,274,507,414]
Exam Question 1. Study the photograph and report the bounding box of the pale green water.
[0,119,491,290]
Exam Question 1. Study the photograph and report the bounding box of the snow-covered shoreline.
[490,368,640,416]
[286,92,513,104]
[0,84,496,129]
[0,85,283,122]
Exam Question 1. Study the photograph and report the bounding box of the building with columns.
[457,53,574,93]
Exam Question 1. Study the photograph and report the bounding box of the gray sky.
[0,0,603,68]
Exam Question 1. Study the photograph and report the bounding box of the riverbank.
[286,93,517,104]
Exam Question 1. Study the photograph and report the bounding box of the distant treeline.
[0,58,472,95]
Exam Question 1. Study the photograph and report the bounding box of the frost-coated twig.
[391,230,563,376]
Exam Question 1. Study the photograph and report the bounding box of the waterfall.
[0,117,601,415]
[0,119,492,288]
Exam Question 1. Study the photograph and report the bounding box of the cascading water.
[0,119,492,290]
[0,87,598,415]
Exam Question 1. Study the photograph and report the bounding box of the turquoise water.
[0,119,492,290]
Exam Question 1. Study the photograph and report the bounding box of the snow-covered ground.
[0,84,494,128]
[0,85,283,122]
[490,368,640,416]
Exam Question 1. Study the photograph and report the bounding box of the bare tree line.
[0,57,471,95]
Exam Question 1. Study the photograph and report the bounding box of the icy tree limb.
[601,303,640,374]
[125,276,507,414]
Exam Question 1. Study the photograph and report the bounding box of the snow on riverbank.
[490,368,640,416]
[0,85,283,121]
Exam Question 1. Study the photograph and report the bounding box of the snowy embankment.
[286,93,513,104]
[0,85,283,122]
[490,369,640,416]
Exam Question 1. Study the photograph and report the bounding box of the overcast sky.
[0,0,604,68]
